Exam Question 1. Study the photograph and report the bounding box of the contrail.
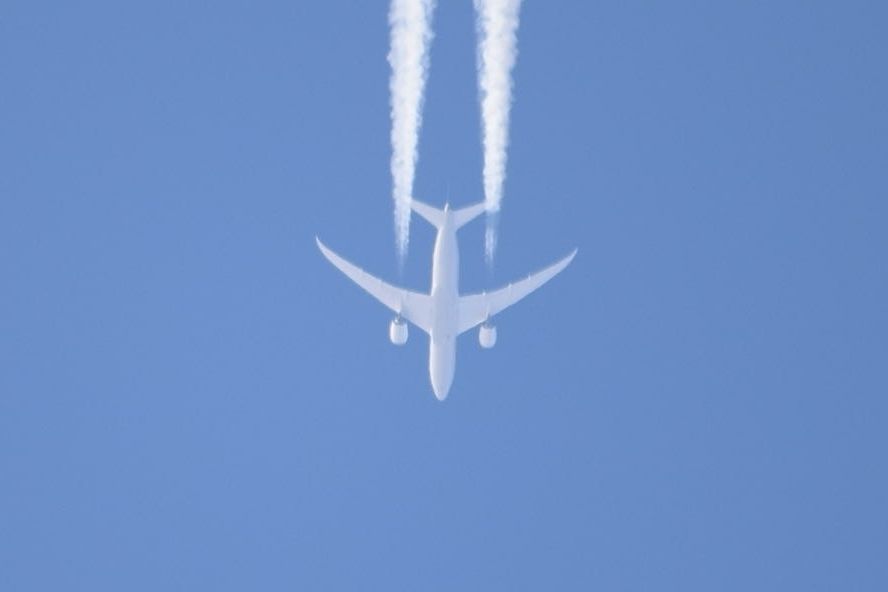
[388,0,436,264]
[474,0,522,264]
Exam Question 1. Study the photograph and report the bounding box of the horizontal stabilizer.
[411,199,486,230]
[411,199,446,228]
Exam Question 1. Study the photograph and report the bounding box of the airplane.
[316,199,576,400]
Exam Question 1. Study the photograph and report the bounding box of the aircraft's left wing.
[316,237,433,334]
[457,249,577,335]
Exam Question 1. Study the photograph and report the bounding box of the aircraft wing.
[316,237,433,334]
[457,249,577,335]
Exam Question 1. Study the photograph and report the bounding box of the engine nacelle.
[479,323,497,349]
[389,317,408,345]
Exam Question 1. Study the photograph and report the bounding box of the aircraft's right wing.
[457,249,577,335]
[316,237,433,334]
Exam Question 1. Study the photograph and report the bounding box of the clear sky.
[2,1,886,589]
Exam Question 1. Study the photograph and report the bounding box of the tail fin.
[411,199,486,230]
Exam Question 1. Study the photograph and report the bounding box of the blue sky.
[2,1,886,589]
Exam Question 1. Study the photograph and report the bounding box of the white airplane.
[316,199,576,400]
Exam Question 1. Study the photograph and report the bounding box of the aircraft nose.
[429,341,455,401]
[432,380,449,401]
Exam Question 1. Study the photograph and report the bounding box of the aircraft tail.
[411,199,486,230]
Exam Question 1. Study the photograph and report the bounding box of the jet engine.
[389,317,408,345]
[479,322,497,349]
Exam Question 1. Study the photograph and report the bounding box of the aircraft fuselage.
[428,207,460,399]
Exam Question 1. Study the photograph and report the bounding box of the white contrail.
[388,0,436,263]
[474,0,522,264]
